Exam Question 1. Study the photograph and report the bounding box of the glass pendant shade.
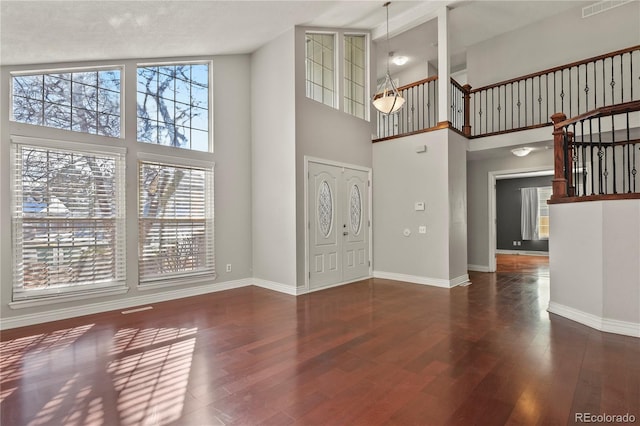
[373,72,405,114]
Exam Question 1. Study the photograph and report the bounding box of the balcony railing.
[373,45,640,141]
[470,46,640,138]
[549,100,640,203]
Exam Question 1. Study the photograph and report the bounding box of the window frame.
[136,60,214,153]
[537,186,552,240]
[305,31,338,109]
[10,135,127,302]
[343,32,370,121]
[136,152,216,288]
[10,65,125,138]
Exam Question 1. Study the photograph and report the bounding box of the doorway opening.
[488,167,553,272]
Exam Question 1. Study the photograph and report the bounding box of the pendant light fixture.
[372,2,405,115]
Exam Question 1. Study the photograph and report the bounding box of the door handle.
[343,231,348,236]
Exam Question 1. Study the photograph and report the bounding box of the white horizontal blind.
[138,161,215,283]
[12,143,126,299]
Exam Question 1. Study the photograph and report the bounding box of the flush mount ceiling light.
[372,2,405,115]
[391,55,408,66]
[511,147,534,157]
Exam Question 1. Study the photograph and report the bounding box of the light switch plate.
[415,202,425,211]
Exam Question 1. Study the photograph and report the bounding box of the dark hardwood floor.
[1,255,638,425]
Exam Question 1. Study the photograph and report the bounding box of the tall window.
[137,63,210,151]
[11,138,126,300]
[11,68,122,137]
[344,34,367,119]
[138,161,215,283]
[136,62,215,285]
[305,33,335,108]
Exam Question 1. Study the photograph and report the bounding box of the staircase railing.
[549,100,640,203]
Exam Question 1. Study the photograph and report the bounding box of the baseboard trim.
[0,278,253,330]
[298,276,371,295]
[253,279,298,296]
[468,264,490,272]
[496,249,549,256]
[373,271,469,289]
[548,302,640,338]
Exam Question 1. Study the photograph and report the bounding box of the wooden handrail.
[396,75,438,93]
[470,45,640,94]
[553,100,640,129]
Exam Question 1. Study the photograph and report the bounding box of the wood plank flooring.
[1,255,638,425]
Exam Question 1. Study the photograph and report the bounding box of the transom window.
[305,33,336,108]
[137,63,210,151]
[344,34,367,120]
[11,68,122,137]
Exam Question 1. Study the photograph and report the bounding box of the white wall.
[251,29,298,288]
[549,200,640,337]
[467,149,553,269]
[0,54,254,325]
[393,61,431,87]
[467,1,640,88]
[373,128,467,286]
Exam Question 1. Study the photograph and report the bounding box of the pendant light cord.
[384,2,391,75]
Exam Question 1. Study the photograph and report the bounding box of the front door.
[308,160,370,290]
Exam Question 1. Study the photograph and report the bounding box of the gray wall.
[467,150,553,269]
[0,54,254,322]
[294,26,375,287]
[496,175,552,252]
[251,29,298,287]
[467,1,640,88]
[373,129,467,283]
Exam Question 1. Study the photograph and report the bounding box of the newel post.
[462,84,472,137]
[550,113,568,200]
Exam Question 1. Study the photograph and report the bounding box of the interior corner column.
[437,6,450,125]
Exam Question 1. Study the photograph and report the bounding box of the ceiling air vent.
[582,0,633,18]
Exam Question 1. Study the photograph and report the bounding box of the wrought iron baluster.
[577,64,580,115]
[620,53,624,102]
[538,75,542,126]
[612,113,617,194]
[560,69,565,115]
[598,116,604,194]
[590,118,595,195]
[581,120,587,196]
[611,56,615,105]
[569,66,572,118]
[594,60,598,108]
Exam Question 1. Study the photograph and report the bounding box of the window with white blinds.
[138,161,215,283]
[11,138,126,300]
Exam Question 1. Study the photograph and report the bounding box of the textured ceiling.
[1,0,589,70]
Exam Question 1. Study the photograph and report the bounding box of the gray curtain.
[521,187,539,240]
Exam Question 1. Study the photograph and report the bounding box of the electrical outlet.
[513,241,518,246]
[419,226,426,234]
[517,241,522,246]
[226,264,232,272]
